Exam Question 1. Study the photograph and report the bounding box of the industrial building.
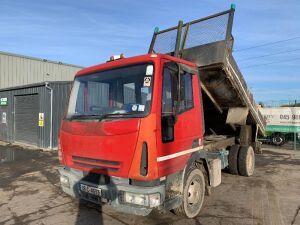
[0,51,83,149]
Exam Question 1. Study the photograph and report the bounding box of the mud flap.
[226,107,249,125]
[208,159,222,187]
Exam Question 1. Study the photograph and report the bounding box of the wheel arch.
[181,151,212,194]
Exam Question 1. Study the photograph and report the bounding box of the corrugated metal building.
[0,51,83,149]
[0,51,81,89]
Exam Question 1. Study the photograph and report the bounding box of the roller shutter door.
[14,94,39,145]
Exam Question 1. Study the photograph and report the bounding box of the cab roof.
[76,54,196,77]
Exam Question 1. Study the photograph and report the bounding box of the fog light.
[149,193,161,207]
[60,175,70,188]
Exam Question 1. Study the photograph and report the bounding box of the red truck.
[58,7,265,218]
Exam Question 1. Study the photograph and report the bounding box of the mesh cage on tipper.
[148,7,235,66]
[148,5,266,136]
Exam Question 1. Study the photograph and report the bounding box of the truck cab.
[59,7,264,218]
[59,54,206,217]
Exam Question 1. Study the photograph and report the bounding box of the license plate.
[80,184,102,197]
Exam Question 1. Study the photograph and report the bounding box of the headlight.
[60,175,70,188]
[124,192,148,206]
[123,192,161,208]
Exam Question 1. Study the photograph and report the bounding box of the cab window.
[179,72,194,112]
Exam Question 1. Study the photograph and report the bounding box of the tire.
[173,166,205,218]
[238,145,255,176]
[228,145,240,175]
[272,134,285,146]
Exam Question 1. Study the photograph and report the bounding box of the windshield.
[66,63,154,120]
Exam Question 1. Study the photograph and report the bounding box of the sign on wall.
[1,112,7,124]
[38,113,44,127]
[259,107,300,132]
[0,98,8,106]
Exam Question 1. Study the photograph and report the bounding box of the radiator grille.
[72,155,120,172]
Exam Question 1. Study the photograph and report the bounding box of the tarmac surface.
[0,143,299,225]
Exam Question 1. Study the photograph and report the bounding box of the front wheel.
[173,166,205,218]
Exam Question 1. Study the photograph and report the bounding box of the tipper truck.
[58,7,266,218]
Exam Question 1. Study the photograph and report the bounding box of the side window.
[161,66,177,143]
[179,72,194,112]
[162,68,173,114]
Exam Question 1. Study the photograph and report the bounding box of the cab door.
[157,61,203,176]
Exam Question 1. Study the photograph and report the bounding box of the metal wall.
[0,82,72,149]
[52,82,72,148]
[0,51,82,89]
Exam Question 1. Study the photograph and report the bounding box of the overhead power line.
[238,48,300,62]
[235,36,300,52]
[241,57,300,69]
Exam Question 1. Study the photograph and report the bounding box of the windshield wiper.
[98,112,143,120]
[69,114,103,121]
[69,112,142,121]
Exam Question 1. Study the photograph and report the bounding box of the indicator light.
[60,175,70,188]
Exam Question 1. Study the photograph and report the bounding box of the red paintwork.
[60,54,203,181]
[76,54,195,77]
[156,66,203,177]
[60,119,141,177]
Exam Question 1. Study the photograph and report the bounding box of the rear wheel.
[228,145,240,175]
[173,166,205,218]
[238,145,255,176]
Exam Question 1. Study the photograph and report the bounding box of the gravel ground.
[0,143,299,225]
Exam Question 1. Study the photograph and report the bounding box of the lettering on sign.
[0,98,8,106]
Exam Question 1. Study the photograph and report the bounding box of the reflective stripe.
[157,145,204,162]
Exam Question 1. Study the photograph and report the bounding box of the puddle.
[0,145,60,189]
[0,146,38,164]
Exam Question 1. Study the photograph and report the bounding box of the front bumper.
[58,167,166,216]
